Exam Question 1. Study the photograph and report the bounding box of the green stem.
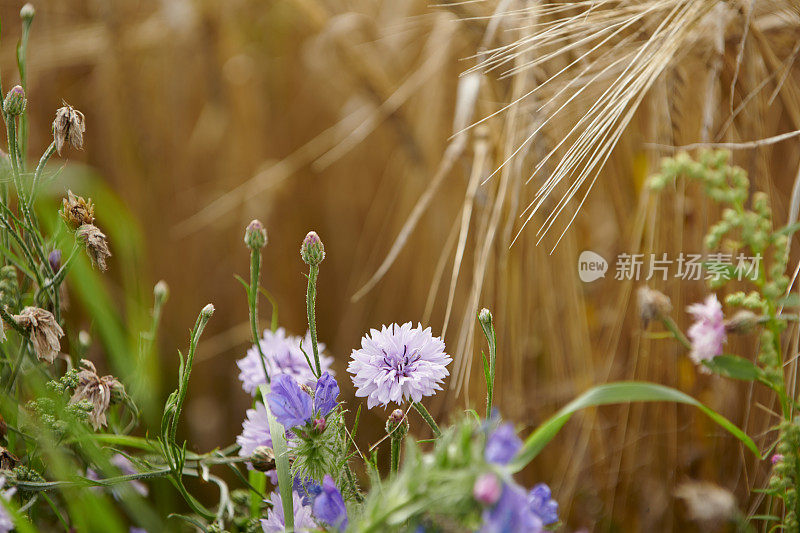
[249,247,270,383]
[390,435,401,475]
[306,264,321,377]
[412,401,441,438]
[27,141,55,208]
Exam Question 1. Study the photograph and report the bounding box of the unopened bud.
[3,86,26,116]
[110,380,127,404]
[200,303,215,319]
[154,280,169,306]
[300,231,325,266]
[20,3,35,21]
[473,473,501,505]
[478,308,492,327]
[636,286,672,325]
[724,310,759,334]
[244,219,268,250]
[48,249,62,273]
[771,453,784,465]
[313,417,326,433]
[78,330,91,349]
[300,383,314,396]
[385,409,409,440]
[251,446,275,472]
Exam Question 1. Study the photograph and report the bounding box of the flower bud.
[478,308,493,327]
[154,280,169,306]
[771,453,784,465]
[20,3,35,21]
[78,330,91,350]
[250,445,275,472]
[201,303,215,319]
[109,380,127,404]
[244,219,268,250]
[473,473,501,505]
[3,86,26,116]
[385,409,409,440]
[636,286,672,325]
[724,310,759,334]
[313,417,326,433]
[300,231,325,266]
[48,249,62,273]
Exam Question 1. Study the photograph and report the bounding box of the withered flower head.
[0,447,17,471]
[12,307,64,364]
[636,286,672,326]
[76,224,111,271]
[70,359,122,430]
[53,104,85,155]
[675,480,737,524]
[60,190,95,229]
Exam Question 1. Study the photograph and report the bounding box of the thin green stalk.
[390,435,401,475]
[306,264,321,377]
[411,401,441,438]
[27,141,55,208]
[249,247,270,383]
[478,309,497,419]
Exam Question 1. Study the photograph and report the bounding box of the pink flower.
[687,295,726,369]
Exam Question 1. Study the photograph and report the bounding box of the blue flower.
[528,483,558,525]
[312,475,348,532]
[485,423,522,465]
[293,476,322,506]
[479,482,542,533]
[266,374,313,429]
[314,372,339,417]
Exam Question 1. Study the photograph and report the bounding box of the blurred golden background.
[3,0,800,530]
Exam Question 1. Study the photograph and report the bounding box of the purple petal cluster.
[528,483,559,525]
[0,477,16,533]
[236,402,273,459]
[687,295,726,368]
[261,491,316,533]
[266,372,340,430]
[312,475,349,532]
[238,328,333,395]
[347,322,452,408]
[485,423,522,465]
[479,483,543,533]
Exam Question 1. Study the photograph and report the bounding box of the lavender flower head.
[528,483,559,526]
[347,322,452,408]
[266,372,340,429]
[238,328,333,395]
[236,402,273,459]
[312,475,348,531]
[687,295,726,369]
[0,476,16,533]
[480,482,543,533]
[261,491,316,533]
[485,423,522,465]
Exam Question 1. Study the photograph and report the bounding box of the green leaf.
[511,381,760,472]
[703,355,763,381]
[777,221,800,236]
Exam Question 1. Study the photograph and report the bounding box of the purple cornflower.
[293,476,323,506]
[237,328,333,396]
[347,322,452,408]
[485,423,522,465]
[261,491,316,533]
[86,454,148,498]
[479,482,543,533]
[0,477,15,533]
[312,475,348,532]
[772,454,784,465]
[528,483,558,526]
[267,374,313,429]
[314,372,340,417]
[687,295,726,369]
[236,402,273,460]
[473,473,502,505]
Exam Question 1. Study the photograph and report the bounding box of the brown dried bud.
[250,446,275,472]
[60,190,95,229]
[69,359,123,430]
[637,286,672,326]
[12,306,64,364]
[0,446,18,471]
[675,481,737,524]
[53,104,85,155]
[724,310,759,334]
[76,224,111,271]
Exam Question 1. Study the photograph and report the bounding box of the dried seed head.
[3,86,26,116]
[244,219,268,250]
[674,481,737,523]
[724,310,759,334]
[250,446,275,472]
[12,307,64,364]
[0,446,17,471]
[637,286,672,326]
[300,231,325,266]
[69,359,123,430]
[52,104,85,155]
[60,190,95,229]
[76,224,111,271]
